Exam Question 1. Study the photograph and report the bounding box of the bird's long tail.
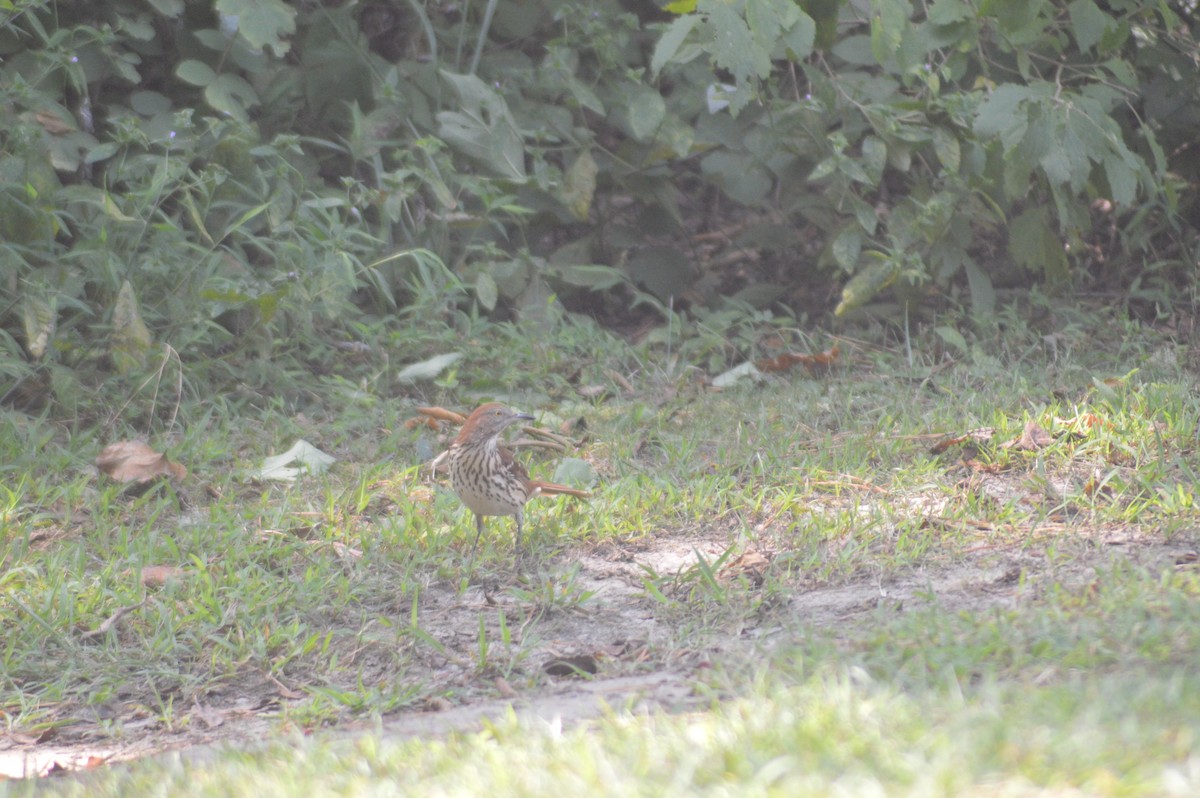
[527,480,592,499]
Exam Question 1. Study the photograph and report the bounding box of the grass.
[2,303,1200,793]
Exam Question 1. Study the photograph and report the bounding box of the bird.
[446,402,590,556]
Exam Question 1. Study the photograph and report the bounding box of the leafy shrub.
[1,0,1197,418]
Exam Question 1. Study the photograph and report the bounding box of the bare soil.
[4,519,1195,781]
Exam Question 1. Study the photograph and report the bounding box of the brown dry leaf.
[35,110,74,135]
[140,565,185,587]
[755,345,840,375]
[96,441,187,483]
[930,427,996,455]
[1001,421,1054,451]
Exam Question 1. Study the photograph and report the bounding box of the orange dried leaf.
[755,345,840,375]
[96,441,187,483]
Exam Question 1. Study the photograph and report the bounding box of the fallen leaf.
[96,441,187,483]
[711,361,762,389]
[755,345,840,375]
[253,440,335,481]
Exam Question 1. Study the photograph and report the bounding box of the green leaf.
[701,151,772,205]
[934,325,968,354]
[627,88,666,142]
[651,15,700,77]
[552,458,596,488]
[870,0,910,66]
[566,79,605,115]
[475,272,498,311]
[628,245,695,304]
[554,264,628,291]
[176,59,216,86]
[110,280,154,374]
[1008,208,1067,282]
[438,71,526,180]
[22,294,56,360]
[780,8,816,60]
[849,195,879,235]
[932,127,961,173]
[1103,152,1137,207]
[973,84,1036,137]
[205,74,259,121]
[832,227,863,270]
[835,258,899,316]
[560,150,598,221]
[861,135,887,183]
[928,0,972,25]
[144,0,184,15]
[216,0,297,57]
[1067,0,1113,53]
[808,156,838,182]
[962,258,995,315]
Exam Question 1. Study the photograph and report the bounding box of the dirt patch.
[4,527,1195,780]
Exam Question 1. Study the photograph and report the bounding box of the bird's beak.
[515,411,535,421]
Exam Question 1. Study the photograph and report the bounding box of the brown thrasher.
[447,402,590,555]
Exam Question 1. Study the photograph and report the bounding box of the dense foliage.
[1,0,1197,415]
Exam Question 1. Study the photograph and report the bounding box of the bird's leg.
[469,513,485,559]
[514,509,524,552]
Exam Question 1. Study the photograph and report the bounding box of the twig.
[81,600,145,640]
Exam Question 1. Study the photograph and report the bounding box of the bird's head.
[457,402,534,442]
